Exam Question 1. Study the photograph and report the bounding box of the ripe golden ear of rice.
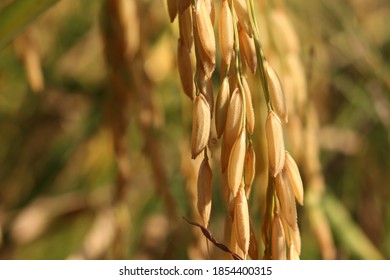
[215,77,230,138]
[284,151,304,205]
[219,0,234,66]
[191,94,211,159]
[177,38,194,100]
[197,156,213,227]
[265,61,288,123]
[228,130,246,197]
[233,187,250,255]
[266,111,285,177]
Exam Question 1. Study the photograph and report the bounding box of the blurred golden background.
[0,0,389,259]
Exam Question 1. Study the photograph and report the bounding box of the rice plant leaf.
[323,193,384,260]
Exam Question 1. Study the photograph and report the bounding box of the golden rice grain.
[224,88,244,150]
[228,130,246,197]
[275,170,297,228]
[233,0,252,36]
[241,76,255,134]
[215,77,230,138]
[264,61,288,123]
[284,151,304,205]
[266,111,285,177]
[179,6,193,51]
[197,156,213,227]
[191,94,211,159]
[194,0,216,76]
[239,26,257,73]
[219,0,234,66]
[233,187,250,255]
[177,38,194,100]
[271,214,286,260]
[205,0,216,25]
[221,88,243,173]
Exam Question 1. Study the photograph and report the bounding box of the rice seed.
[215,77,230,138]
[233,187,250,255]
[224,88,244,151]
[219,0,234,66]
[177,38,194,100]
[241,76,255,134]
[275,170,297,228]
[197,156,213,227]
[271,213,286,260]
[264,61,288,123]
[167,0,177,22]
[233,0,252,36]
[244,140,255,198]
[221,87,243,174]
[284,151,304,205]
[194,0,216,77]
[228,130,246,197]
[191,94,211,159]
[178,6,193,51]
[193,23,215,79]
[266,111,285,177]
[205,0,216,25]
[239,26,257,73]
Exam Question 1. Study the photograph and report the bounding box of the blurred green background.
[0,0,389,260]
